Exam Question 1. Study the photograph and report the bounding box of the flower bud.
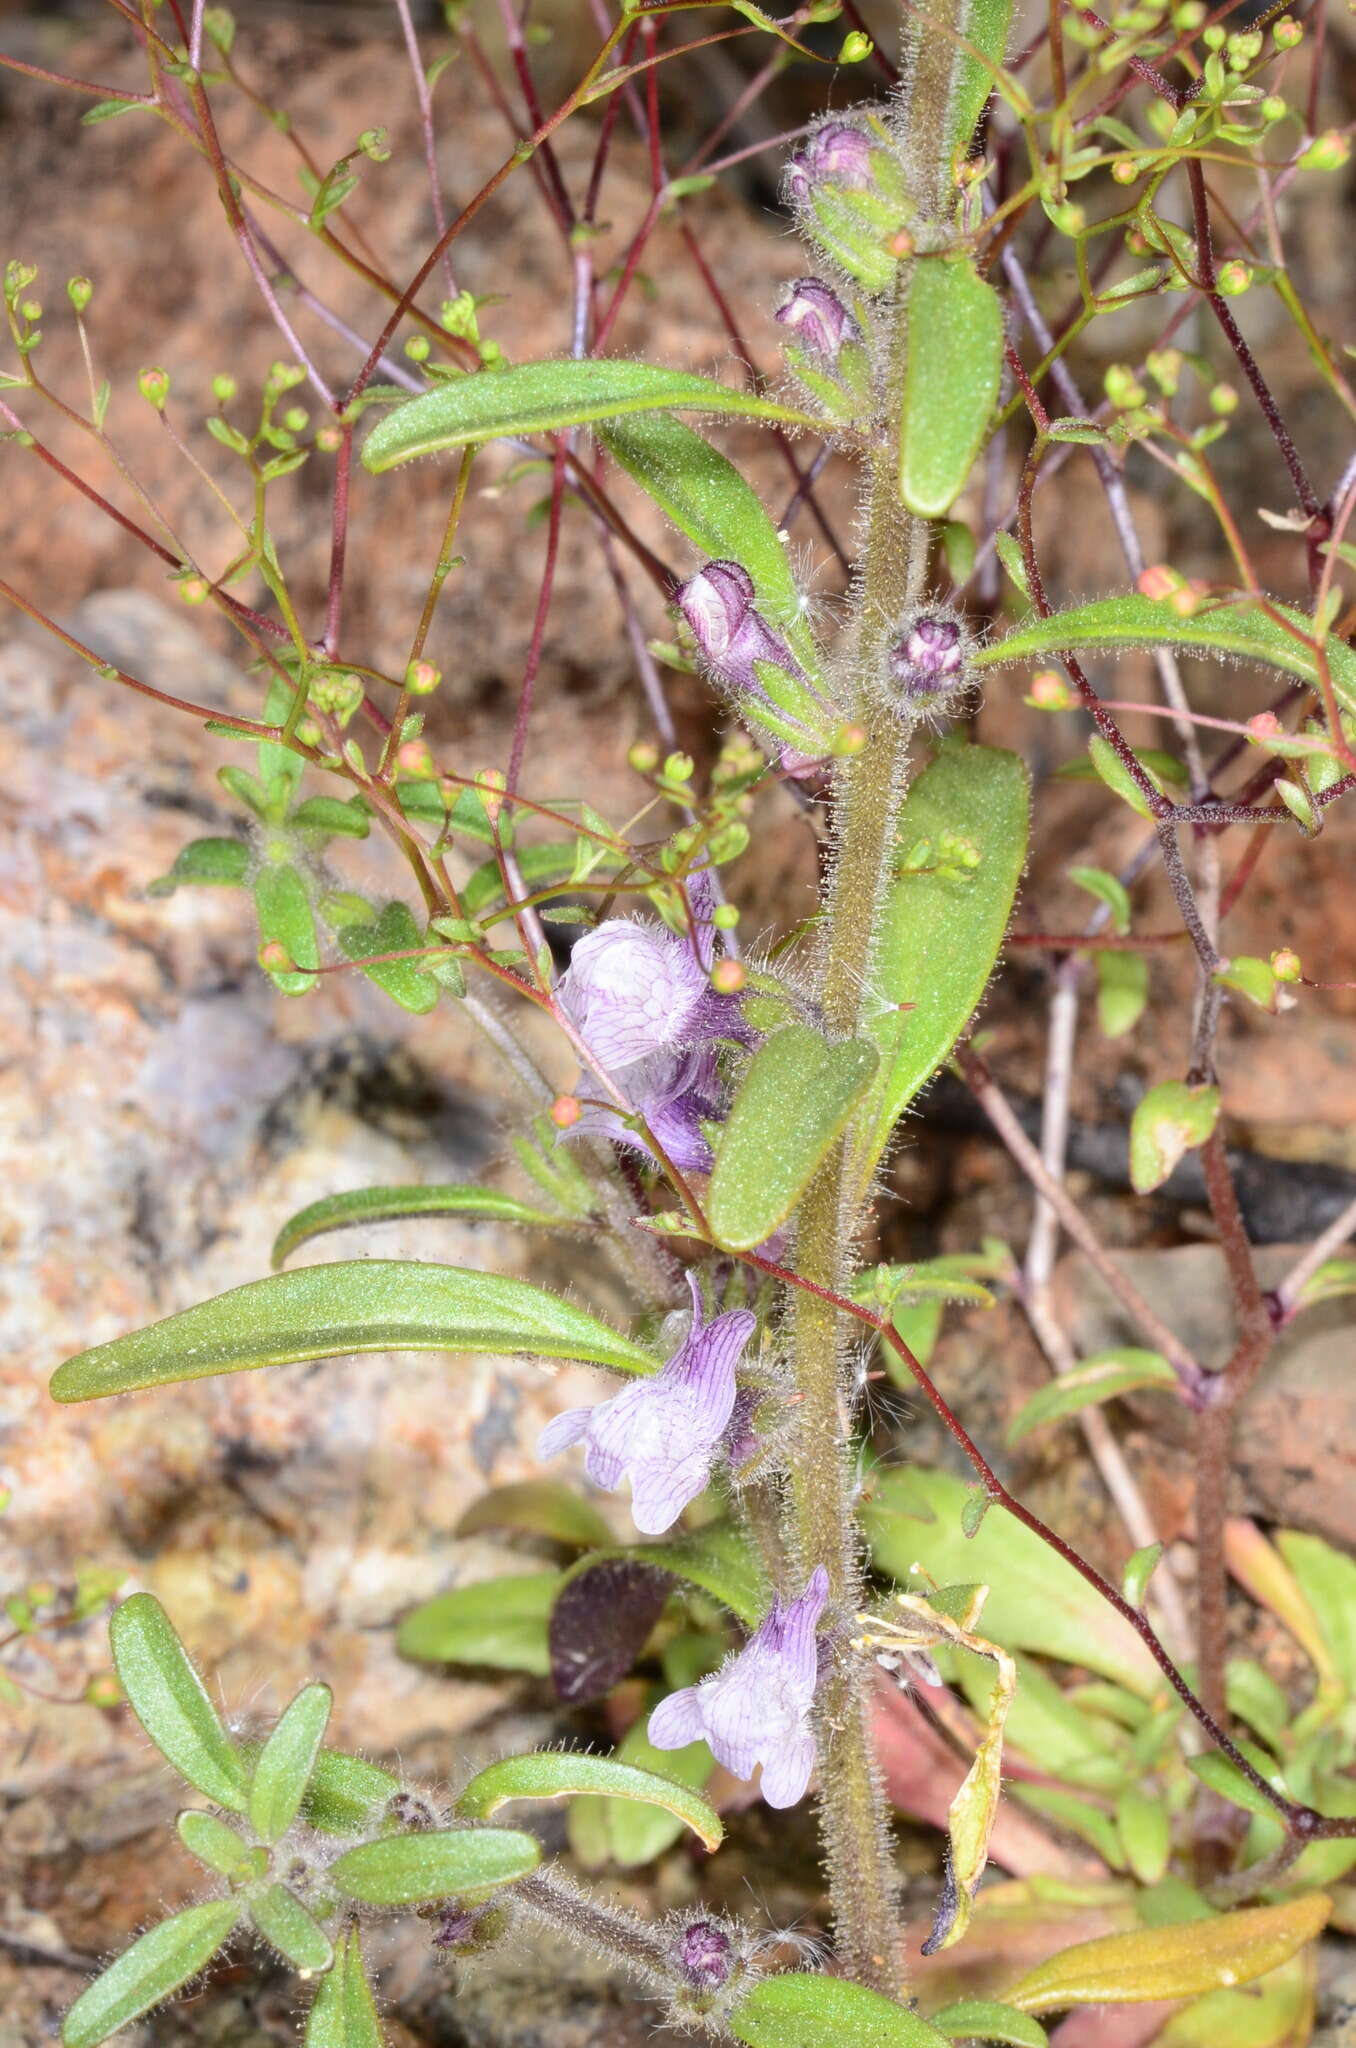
[711,959,745,994]
[66,276,93,312]
[212,372,238,405]
[675,1920,734,1990]
[1272,15,1302,47]
[784,119,875,207]
[137,365,171,410]
[1217,259,1252,296]
[782,114,911,298]
[405,659,442,696]
[1299,131,1350,173]
[550,1093,582,1130]
[1271,948,1302,983]
[774,277,860,366]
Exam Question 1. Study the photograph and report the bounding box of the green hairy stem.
[783,0,970,1998]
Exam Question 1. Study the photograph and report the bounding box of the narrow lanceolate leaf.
[398,1573,561,1675]
[930,2002,1047,2048]
[361,361,818,470]
[598,412,825,689]
[950,0,1014,153]
[271,1185,566,1268]
[176,1810,261,1880]
[707,1025,878,1251]
[1274,1530,1356,1694]
[329,1827,539,1906]
[61,1901,239,2048]
[109,1595,249,1812]
[853,742,1029,1198]
[567,1712,714,1870]
[51,1261,657,1403]
[973,593,1356,715]
[899,259,1005,518]
[729,1971,952,2046]
[305,1925,383,2048]
[1005,1350,1177,1445]
[456,1751,722,1851]
[249,1683,333,1844]
[250,1884,334,1973]
[1004,1894,1331,2012]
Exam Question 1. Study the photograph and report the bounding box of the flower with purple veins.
[775,278,860,366]
[538,1272,756,1534]
[675,561,811,711]
[784,119,875,207]
[570,1041,724,1173]
[557,915,746,1072]
[648,1566,830,1807]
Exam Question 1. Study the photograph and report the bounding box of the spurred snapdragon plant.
[10,0,1356,2041]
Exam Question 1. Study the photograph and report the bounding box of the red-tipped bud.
[550,1093,582,1129]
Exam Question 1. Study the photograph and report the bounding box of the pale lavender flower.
[889,615,965,697]
[571,1043,723,1173]
[675,561,809,709]
[648,1566,829,1807]
[557,916,743,1071]
[538,1274,756,1534]
[775,278,860,365]
[784,119,874,207]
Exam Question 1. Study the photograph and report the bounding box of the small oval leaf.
[302,1749,401,1835]
[329,1827,540,1905]
[334,900,440,1015]
[730,1971,952,2046]
[1004,1894,1331,2012]
[398,1573,561,1675]
[62,1901,239,2048]
[708,1025,878,1251]
[361,360,817,471]
[1129,1082,1221,1194]
[272,1185,566,1269]
[109,1594,248,1811]
[456,1749,722,1850]
[899,260,1005,518]
[51,1261,657,1403]
[176,1809,260,1880]
[250,1883,334,1973]
[305,1924,383,2048]
[249,1682,333,1844]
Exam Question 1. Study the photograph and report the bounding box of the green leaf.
[1116,1785,1171,1886]
[1295,1256,1356,1310]
[109,1594,249,1811]
[950,0,1014,152]
[975,593,1356,716]
[560,1519,769,1627]
[62,1901,240,2047]
[301,1748,400,1834]
[995,532,1030,599]
[249,1682,333,1844]
[1122,1543,1163,1610]
[271,1185,566,1268]
[1129,1082,1221,1193]
[1096,951,1149,1038]
[148,837,250,895]
[290,794,371,839]
[334,900,440,1015]
[176,1809,261,1880]
[1274,1530,1356,1693]
[80,97,153,124]
[250,1884,334,1972]
[862,1469,1160,1694]
[899,260,1005,518]
[397,1573,560,1675]
[566,1713,714,1869]
[457,1748,722,1850]
[707,1025,878,1251]
[361,361,817,471]
[931,2001,1047,2047]
[1004,1894,1331,2011]
[855,743,1029,1193]
[456,1480,613,1549]
[730,1972,952,2046]
[51,1261,658,1401]
[254,861,319,995]
[305,1926,383,2047]
[1085,735,1159,819]
[1005,1349,1177,1444]
[329,1826,539,1905]
[1068,865,1131,934]
[1010,1783,1125,1868]
[1213,955,1278,1013]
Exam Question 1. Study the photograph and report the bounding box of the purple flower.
[648,1566,829,1807]
[675,561,808,709]
[557,916,743,1071]
[572,1043,724,1173]
[538,1274,756,1534]
[889,616,965,697]
[775,278,860,365]
[674,1920,734,1990]
[784,119,874,207]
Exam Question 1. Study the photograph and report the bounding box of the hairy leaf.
[930,2002,1047,2047]
[109,1595,248,1811]
[950,0,1014,152]
[250,1884,334,1973]
[1007,1897,1330,2012]
[361,360,817,470]
[456,1479,613,1549]
[1129,1082,1221,1193]
[566,1712,714,1869]
[148,837,250,894]
[62,1902,239,2048]
[1005,1350,1177,1445]
[305,1926,383,2047]
[329,1827,539,1905]
[708,1024,879,1250]
[51,1261,657,1402]
[249,1682,333,1844]
[457,1749,722,1850]
[301,1748,400,1834]
[899,260,1005,518]
[398,1573,561,1675]
[271,1185,566,1268]
[730,1971,951,2046]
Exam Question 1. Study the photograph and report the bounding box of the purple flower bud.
[538,1273,756,1534]
[775,278,860,366]
[889,616,967,707]
[675,561,808,709]
[648,1566,829,1807]
[784,119,874,207]
[675,1920,734,1990]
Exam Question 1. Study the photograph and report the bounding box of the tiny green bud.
[283,405,308,432]
[628,741,660,775]
[20,299,41,322]
[1027,669,1074,710]
[315,424,342,452]
[178,573,210,605]
[1261,97,1287,123]
[1216,259,1252,295]
[1105,362,1147,410]
[66,275,93,311]
[1271,948,1302,983]
[1146,348,1183,396]
[1298,131,1350,172]
[1111,159,1139,185]
[1272,16,1302,48]
[711,958,746,994]
[405,659,442,696]
[358,126,391,162]
[837,29,872,61]
[1202,23,1226,48]
[405,334,431,362]
[212,371,238,405]
[138,364,171,409]
[663,751,695,783]
[832,722,868,756]
[1208,383,1238,416]
[712,903,739,930]
[259,940,293,972]
[1171,0,1205,24]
